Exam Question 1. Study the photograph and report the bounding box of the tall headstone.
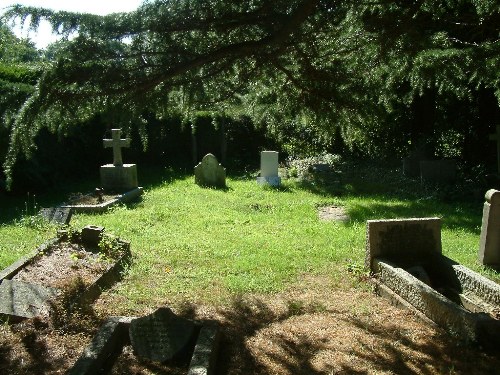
[194,153,226,188]
[366,217,442,271]
[256,151,281,186]
[479,189,500,267]
[100,129,138,192]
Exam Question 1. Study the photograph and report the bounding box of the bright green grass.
[1,165,497,311]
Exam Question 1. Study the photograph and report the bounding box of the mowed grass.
[1,164,497,312]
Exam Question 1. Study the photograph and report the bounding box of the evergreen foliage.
[1,1,499,186]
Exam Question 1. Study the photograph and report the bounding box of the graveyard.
[1,2,500,373]
[1,158,499,374]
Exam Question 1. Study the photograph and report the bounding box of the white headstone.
[257,151,281,186]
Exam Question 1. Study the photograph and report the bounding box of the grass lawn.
[1,162,499,374]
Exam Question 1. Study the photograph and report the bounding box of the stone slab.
[61,187,143,213]
[0,279,59,319]
[129,307,197,363]
[256,176,281,187]
[188,324,220,375]
[67,316,135,375]
[260,151,279,178]
[366,218,442,270]
[100,164,138,192]
[479,189,500,267]
[40,207,72,225]
[194,154,226,188]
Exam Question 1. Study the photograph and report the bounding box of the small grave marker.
[129,307,197,363]
[194,153,226,188]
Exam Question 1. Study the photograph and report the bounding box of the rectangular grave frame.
[0,229,131,322]
[60,187,143,213]
[68,316,220,375]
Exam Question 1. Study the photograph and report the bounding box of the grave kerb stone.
[479,189,500,267]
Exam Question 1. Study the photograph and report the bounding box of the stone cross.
[489,124,500,173]
[103,129,131,166]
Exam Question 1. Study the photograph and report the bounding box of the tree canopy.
[2,0,500,185]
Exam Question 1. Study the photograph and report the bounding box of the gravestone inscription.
[129,307,197,363]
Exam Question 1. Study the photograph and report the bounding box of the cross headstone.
[103,129,131,167]
[489,124,500,174]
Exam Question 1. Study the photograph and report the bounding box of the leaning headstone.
[100,129,139,192]
[194,153,226,188]
[39,207,72,225]
[479,189,500,267]
[256,151,281,186]
[129,307,197,363]
[366,217,442,271]
[420,160,457,184]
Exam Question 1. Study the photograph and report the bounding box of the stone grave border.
[367,218,500,347]
[68,316,220,375]
[0,227,131,322]
[60,187,143,213]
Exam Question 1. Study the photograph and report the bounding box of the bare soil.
[67,193,118,206]
[12,241,113,287]
[1,272,499,374]
[318,205,349,222]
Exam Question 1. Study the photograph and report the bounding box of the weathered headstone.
[194,153,226,188]
[129,307,197,363]
[256,151,281,186]
[420,160,457,184]
[39,207,72,225]
[366,217,442,271]
[479,189,500,268]
[100,129,138,192]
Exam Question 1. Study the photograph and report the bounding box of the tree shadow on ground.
[180,295,500,375]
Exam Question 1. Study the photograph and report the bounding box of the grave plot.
[367,218,500,348]
[60,187,143,213]
[68,307,220,375]
[0,225,131,322]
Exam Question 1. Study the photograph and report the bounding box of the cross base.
[100,164,138,192]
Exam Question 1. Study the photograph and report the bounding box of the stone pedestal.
[100,164,138,192]
[257,151,281,187]
[479,189,500,267]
